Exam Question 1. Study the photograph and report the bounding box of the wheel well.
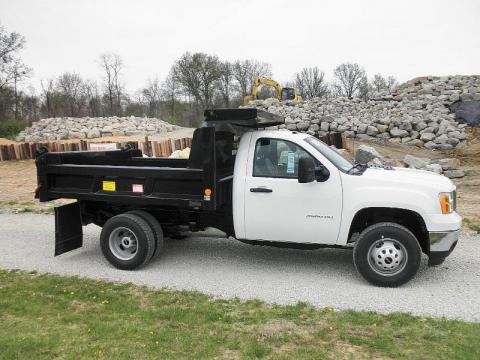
[348,207,430,254]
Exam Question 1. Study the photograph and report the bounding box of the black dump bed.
[35,109,284,213]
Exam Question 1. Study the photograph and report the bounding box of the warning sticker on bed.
[287,152,295,174]
[102,181,116,191]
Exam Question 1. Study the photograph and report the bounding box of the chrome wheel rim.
[367,238,408,276]
[109,227,138,260]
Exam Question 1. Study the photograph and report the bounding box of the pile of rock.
[392,75,480,103]
[247,96,468,150]
[16,116,181,142]
[403,155,465,178]
[352,144,465,179]
[245,75,480,149]
[393,75,480,127]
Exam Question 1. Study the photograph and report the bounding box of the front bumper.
[428,229,459,266]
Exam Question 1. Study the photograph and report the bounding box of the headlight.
[439,191,456,214]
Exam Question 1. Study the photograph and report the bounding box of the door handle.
[250,187,273,193]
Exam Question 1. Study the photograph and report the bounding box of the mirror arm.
[314,166,330,182]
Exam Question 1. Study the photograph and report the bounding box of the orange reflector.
[440,194,450,214]
[204,188,212,196]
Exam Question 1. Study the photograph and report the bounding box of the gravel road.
[1,213,479,321]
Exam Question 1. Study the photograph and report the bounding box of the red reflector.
[34,184,43,193]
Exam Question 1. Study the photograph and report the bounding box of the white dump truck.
[35,109,461,287]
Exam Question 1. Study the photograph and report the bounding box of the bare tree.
[173,52,221,109]
[370,73,399,95]
[56,72,86,117]
[11,59,32,119]
[99,53,123,116]
[295,67,328,100]
[161,70,180,118]
[371,74,387,93]
[84,80,102,117]
[232,59,272,97]
[0,24,31,122]
[20,86,39,125]
[40,79,56,118]
[385,76,398,92]
[358,76,373,101]
[0,25,26,91]
[216,61,236,107]
[141,78,162,118]
[333,63,366,98]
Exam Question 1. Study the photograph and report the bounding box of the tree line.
[0,24,398,129]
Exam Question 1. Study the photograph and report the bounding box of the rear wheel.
[353,222,421,287]
[100,213,155,270]
[126,210,164,259]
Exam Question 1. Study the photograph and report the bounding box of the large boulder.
[450,100,480,127]
[390,128,409,138]
[403,155,430,169]
[87,128,101,139]
[366,125,379,136]
[420,132,436,142]
[426,163,443,174]
[444,170,465,179]
[355,145,384,164]
[436,158,461,170]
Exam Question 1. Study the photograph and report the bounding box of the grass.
[0,119,26,139]
[464,218,480,233]
[0,270,479,359]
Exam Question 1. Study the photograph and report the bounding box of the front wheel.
[353,222,421,287]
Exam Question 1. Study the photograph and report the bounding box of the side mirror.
[315,165,330,182]
[298,157,316,183]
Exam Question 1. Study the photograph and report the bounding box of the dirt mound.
[453,129,480,165]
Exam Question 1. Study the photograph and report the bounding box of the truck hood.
[359,167,456,193]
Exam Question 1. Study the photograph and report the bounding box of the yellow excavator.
[243,77,302,106]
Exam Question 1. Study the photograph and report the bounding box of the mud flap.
[55,202,83,256]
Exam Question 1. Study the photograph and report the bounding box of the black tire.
[100,213,155,270]
[353,222,421,287]
[126,210,164,259]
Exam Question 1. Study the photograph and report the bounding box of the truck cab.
[36,109,461,287]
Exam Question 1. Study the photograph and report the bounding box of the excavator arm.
[251,77,283,100]
[243,76,302,105]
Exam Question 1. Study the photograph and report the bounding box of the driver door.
[243,137,343,244]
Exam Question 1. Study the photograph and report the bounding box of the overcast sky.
[1,0,479,93]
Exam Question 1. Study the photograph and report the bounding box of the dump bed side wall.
[36,127,219,211]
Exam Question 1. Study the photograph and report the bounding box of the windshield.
[304,136,353,172]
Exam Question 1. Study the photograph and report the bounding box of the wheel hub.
[109,227,138,260]
[368,238,407,276]
[121,237,133,248]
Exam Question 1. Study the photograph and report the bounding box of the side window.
[253,138,318,178]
